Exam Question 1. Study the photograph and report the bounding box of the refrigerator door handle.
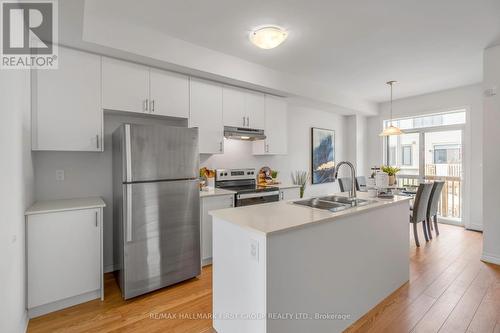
[126,184,133,242]
[124,124,132,182]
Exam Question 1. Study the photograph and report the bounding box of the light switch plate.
[56,169,65,181]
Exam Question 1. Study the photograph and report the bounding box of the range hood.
[224,126,266,141]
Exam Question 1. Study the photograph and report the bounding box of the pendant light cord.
[390,82,393,126]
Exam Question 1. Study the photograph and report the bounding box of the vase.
[389,175,396,186]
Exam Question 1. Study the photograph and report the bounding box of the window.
[433,144,461,164]
[383,110,466,131]
[401,145,412,166]
[389,146,396,166]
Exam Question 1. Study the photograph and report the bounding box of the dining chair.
[426,181,445,238]
[410,183,434,247]
[338,178,352,192]
[356,176,367,191]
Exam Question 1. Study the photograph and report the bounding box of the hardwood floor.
[28,224,499,333]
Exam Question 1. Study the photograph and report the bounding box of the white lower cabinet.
[26,204,104,318]
[201,194,234,265]
[279,187,300,200]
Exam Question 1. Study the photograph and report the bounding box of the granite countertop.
[209,192,411,235]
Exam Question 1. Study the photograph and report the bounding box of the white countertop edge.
[199,188,236,198]
[210,194,411,236]
[26,197,106,216]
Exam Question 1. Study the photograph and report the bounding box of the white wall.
[482,45,500,264]
[356,115,368,176]
[0,70,34,333]
[343,115,369,177]
[33,113,186,272]
[201,104,349,197]
[367,84,483,230]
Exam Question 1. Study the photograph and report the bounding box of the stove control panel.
[216,168,256,181]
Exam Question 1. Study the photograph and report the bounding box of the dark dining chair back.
[356,176,367,191]
[427,181,445,237]
[410,183,433,247]
[338,178,352,192]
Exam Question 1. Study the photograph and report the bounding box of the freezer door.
[125,124,199,182]
[122,179,200,299]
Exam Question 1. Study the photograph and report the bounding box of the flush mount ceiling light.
[379,81,404,137]
[249,25,288,49]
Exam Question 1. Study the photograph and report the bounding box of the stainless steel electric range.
[215,168,280,207]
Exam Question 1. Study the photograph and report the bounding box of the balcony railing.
[396,164,462,219]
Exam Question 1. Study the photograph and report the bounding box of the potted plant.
[291,171,309,198]
[271,170,279,182]
[381,165,401,186]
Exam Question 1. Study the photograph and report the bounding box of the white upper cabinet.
[32,46,102,151]
[149,69,189,118]
[223,86,265,129]
[223,86,246,127]
[102,57,149,113]
[245,91,265,129]
[253,95,288,155]
[189,78,224,154]
[102,58,190,118]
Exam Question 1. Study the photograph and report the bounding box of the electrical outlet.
[250,239,259,261]
[56,169,65,181]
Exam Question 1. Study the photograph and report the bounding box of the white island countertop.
[210,192,411,235]
[25,197,106,215]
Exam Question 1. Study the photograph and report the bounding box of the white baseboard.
[21,311,28,333]
[28,290,100,318]
[466,223,483,232]
[104,264,118,273]
[202,258,212,267]
[481,252,500,266]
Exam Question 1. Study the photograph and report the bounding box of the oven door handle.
[236,191,280,200]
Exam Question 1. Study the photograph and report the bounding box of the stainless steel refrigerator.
[112,123,200,299]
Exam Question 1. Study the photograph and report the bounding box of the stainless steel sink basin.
[293,198,350,212]
[293,196,376,212]
[318,195,374,207]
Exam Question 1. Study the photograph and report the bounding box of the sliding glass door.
[383,111,465,224]
[424,130,463,221]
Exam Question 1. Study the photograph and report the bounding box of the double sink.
[293,195,375,212]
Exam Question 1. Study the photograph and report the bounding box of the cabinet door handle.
[280,191,284,200]
[95,211,98,227]
[243,116,246,126]
[247,116,250,127]
[96,134,99,149]
[144,99,148,112]
[219,141,223,152]
[151,100,155,112]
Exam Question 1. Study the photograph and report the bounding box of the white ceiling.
[84,0,500,103]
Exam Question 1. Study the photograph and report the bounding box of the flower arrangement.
[381,165,400,176]
[381,165,400,186]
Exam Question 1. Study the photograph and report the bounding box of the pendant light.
[379,81,403,136]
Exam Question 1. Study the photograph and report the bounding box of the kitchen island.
[210,192,411,333]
